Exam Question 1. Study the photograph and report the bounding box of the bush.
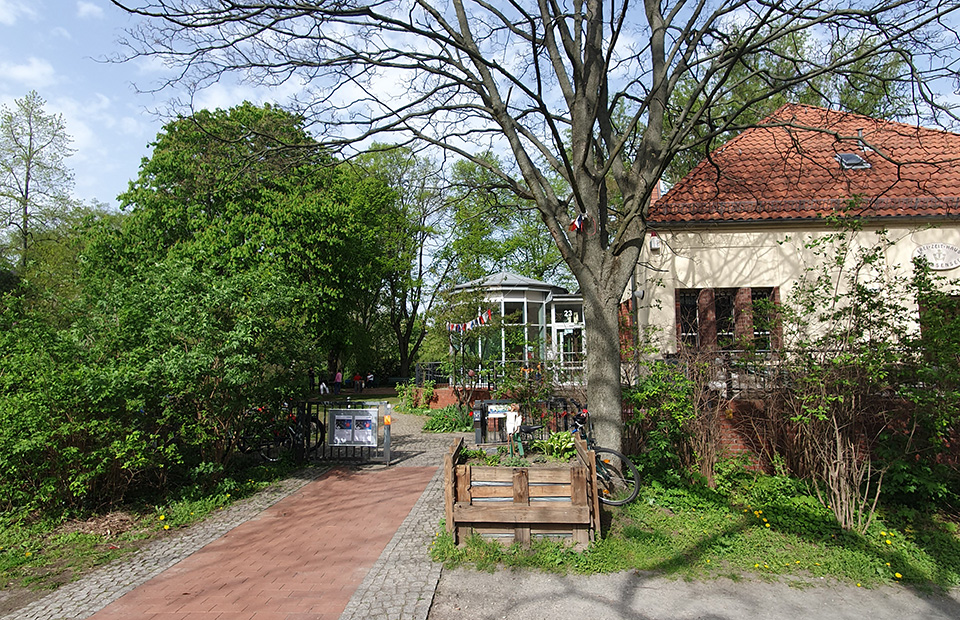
[422,405,472,433]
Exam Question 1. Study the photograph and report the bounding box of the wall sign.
[913,243,960,271]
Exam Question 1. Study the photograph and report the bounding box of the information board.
[329,408,379,446]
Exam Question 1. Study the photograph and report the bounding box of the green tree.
[445,155,573,288]
[0,91,76,271]
[118,103,391,363]
[113,0,960,450]
[352,145,448,378]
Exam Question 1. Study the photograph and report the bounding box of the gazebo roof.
[449,272,570,295]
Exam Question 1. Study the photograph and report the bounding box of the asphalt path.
[428,568,960,620]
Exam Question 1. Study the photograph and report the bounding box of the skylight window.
[835,152,871,170]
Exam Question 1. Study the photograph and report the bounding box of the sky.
[0,0,282,210]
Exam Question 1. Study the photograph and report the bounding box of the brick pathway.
[87,466,435,620]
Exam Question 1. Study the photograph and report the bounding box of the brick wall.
[430,386,493,409]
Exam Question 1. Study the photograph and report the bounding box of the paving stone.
[1,414,467,620]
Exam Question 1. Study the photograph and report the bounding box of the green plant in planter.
[533,432,576,460]
[422,404,473,432]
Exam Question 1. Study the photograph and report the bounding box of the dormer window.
[836,152,871,170]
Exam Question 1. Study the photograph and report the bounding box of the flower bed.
[442,437,601,549]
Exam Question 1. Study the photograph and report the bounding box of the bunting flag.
[569,213,584,232]
[448,309,493,332]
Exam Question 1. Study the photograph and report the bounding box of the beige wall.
[633,221,960,353]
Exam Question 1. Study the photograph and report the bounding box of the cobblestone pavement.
[336,415,470,620]
[2,412,468,620]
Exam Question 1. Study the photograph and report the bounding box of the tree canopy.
[112,0,960,448]
[0,91,75,271]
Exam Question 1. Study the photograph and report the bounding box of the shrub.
[422,405,472,433]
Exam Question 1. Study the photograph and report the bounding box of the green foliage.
[532,432,576,461]
[772,213,957,532]
[441,154,574,289]
[623,360,694,476]
[0,91,77,271]
[0,103,400,514]
[430,471,960,589]
[500,455,532,467]
[422,405,473,433]
[0,457,292,592]
[395,379,435,414]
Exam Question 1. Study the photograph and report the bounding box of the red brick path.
[91,466,436,620]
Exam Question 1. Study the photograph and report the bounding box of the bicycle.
[568,401,640,506]
[238,405,325,462]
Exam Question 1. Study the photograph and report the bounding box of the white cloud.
[51,26,72,40]
[76,1,104,20]
[0,0,35,26]
[0,57,58,89]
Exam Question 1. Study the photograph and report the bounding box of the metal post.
[383,404,392,466]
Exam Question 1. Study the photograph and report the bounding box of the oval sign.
[913,243,960,271]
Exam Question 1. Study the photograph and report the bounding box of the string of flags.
[569,213,585,232]
[448,309,493,332]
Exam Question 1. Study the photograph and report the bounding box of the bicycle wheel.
[259,429,293,462]
[308,417,325,452]
[258,438,284,462]
[594,448,640,506]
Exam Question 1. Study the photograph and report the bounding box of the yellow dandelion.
[158,515,165,521]
[763,518,768,522]
[755,563,760,568]
[881,531,886,536]
[886,540,892,545]
[764,564,769,568]
[796,561,801,564]
[857,583,862,587]
[765,523,771,528]
[24,551,31,557]
[895,573,902,579]
[885,563,891,566]
[163,525,170,530]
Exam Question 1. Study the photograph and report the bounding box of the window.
[835,152,871,170]
[675,287,779,351]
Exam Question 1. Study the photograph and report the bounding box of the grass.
[0,457,297,594]
[430,474,960,591]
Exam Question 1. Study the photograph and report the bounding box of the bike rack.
[298,399,392,465]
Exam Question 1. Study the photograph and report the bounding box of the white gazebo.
[448,272,585,377]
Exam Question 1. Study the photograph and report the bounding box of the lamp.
[649,231,661,252]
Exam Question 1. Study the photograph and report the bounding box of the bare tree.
[111,0,960,449]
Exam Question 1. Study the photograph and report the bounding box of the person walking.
[334,370,343,395]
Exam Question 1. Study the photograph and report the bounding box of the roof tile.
[650,103,960,224]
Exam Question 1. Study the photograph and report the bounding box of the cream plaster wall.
[633,222,960,353]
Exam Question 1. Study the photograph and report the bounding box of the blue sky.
[0,1,282,210]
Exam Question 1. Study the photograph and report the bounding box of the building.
[445,272,585,382]
[636,103,960,354]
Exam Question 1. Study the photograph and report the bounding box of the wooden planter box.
[442,437,601,549]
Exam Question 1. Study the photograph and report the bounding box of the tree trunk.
[580,267,632,452]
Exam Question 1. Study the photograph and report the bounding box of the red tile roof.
[649,103,960,224]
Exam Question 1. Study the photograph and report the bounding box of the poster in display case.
[333,414,354,445]
[329,408,379,446]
